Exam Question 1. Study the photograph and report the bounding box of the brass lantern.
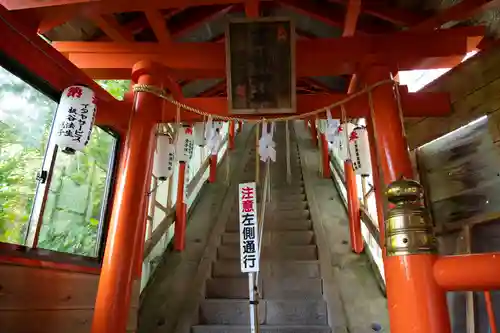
[384,177,437,256]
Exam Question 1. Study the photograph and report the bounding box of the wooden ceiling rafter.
[413,0,500,31]
[145,9,172,44]
[330,0,429,27]
[277,0,394,34]
[91,14,135,42]
[52,25,484,80]
[31,0,249,34]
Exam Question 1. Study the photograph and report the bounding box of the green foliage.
[96,80,130,100]
[0,72,129,257]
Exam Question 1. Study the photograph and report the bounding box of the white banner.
[238,182,260,273]
[176,126,194,162]
[348,126,372,176]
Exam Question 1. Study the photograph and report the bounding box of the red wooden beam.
[53,26,484,79]
[91,4,234,42]
[330,0,428,26]
[145,10,171,44]
[0,0,98,10]
[155,89,450,122]
[245,0,259,17]
[92,14,135,42]
[0,5,128,134]
[413,0,500,31]
[278,0,393,34]
[28,0,248,33]
[342,0,361,36]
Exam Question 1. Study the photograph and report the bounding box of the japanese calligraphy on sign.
[226,18,296,115]
[53,85,96,154]
[348,126,372,176]
[176,126,195,162]
[238,182,260,273]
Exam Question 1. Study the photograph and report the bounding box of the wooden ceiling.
[1,0,499,98]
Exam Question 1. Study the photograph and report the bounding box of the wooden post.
[365,66,450,333]
[209,154,217,183]
[345,160,363,254]
[91,63,158,333]
[174,162,187,251]
[229,121,235,149]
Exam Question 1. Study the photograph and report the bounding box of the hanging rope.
[133,79,395,123]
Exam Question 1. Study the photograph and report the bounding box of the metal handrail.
[256,159,271,284]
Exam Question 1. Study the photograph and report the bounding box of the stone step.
[226,218,312,232]
[217,245,317,260]
[272,210,310,220]
[199,299,328,325]
[221,230,315,246]
[192,325,331,333]
[275,201,308,211]
[212,260,320,279]
[206,277,323,299]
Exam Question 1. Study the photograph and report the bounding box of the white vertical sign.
[238,182,260,273]
[348,126,372,176]
[176,126,194,162]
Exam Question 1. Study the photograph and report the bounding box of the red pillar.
[345,160,363,253]
[91,62,158,333]
[229,121,235,150]
[366,117,385,242]
[209,154,217,183]
[174,162,187,251]
[310,118,318,147]
[320,133,330,178]
[365,66,450,333]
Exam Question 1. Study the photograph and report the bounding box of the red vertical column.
[229,121,235,150]
[209,155,217,183]
[320,133,330,178]
[365,66,450,333]
[310,118,318,147]
[91,62,159,333]
[238,120,243,133]
[366,117,386,241]
[174,162,187,251]
[345,160,363,253]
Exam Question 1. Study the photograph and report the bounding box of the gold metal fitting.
[384,176,437,256]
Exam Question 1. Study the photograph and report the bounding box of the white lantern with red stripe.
[175,125,195,162]
[53,85,96,154]
[348,126,372,176]
[153,135,175,180]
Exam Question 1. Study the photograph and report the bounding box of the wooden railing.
[140,130,231,291]
[329,155,386,293]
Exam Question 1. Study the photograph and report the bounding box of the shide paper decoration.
[53,85,96,154]
[258,122,276,162]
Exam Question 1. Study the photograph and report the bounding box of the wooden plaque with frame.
[225,17,296,115]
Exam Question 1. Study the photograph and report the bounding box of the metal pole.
[248,272,259,333]
[255,124,260,185]
[285,121,291,184]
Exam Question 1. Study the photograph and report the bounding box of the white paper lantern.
[333,122,355,161]
[153,135,175,180]
[348,126,372,176]
[193,122,207,147]
[53,85,96,154]
[175,125,194,162]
